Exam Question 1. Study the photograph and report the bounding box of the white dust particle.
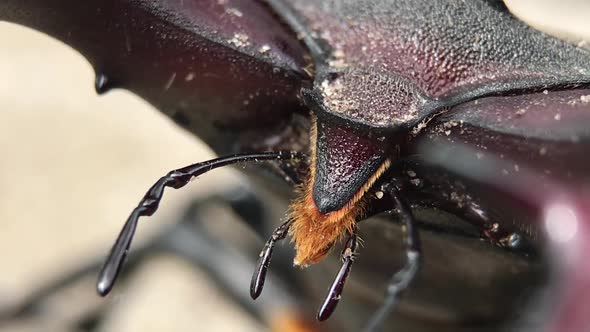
[225,7,243,17]
[411,121,428,136]
[164,72,176,90]
[333,49,345,59]
[258,45,271,54]
[328,49,347,68]
[228,33,250,48]
[539,147,547,155]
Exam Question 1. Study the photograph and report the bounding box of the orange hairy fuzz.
[289,183,364,266]
[288,121,391,267]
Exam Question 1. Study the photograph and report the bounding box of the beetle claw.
[250,219,293,299]
[317,234,358,321]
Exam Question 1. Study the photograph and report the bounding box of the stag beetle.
[2,0,590,331]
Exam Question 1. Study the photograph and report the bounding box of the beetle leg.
[96,151,304,297]
[317,233,358,321]
[363,189,422,332]
[250,218,293,299]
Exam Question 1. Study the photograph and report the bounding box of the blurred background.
[0,21,262,332]
[0,1,588,332]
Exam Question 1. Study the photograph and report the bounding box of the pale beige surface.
[505,0,590,47]
[0,22,260,332]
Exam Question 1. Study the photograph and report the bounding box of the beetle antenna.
[317,233,358,321]
[250,218,293,299]
[362,189,422,332]
[96,151,304,297]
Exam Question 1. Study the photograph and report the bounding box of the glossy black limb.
[96,151,303,297]
[317,234,358,321]
[362,190,422,332]
[250,218,293,299]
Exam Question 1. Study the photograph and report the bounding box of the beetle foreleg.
[363,190,422,332]
[250,218,294,299]
[317,233,358,321]
[96,151,304,297]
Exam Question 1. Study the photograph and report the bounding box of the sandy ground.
[0,2,588,332]
[0,22,261,332]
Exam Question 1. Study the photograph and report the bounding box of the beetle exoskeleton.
[2,0,590,331]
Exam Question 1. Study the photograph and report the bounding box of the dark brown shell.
[286,0,590,129]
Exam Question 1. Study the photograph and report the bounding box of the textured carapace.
[286,0,590,128]
[280,0,590,267]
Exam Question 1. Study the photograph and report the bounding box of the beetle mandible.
[2,0,590,331]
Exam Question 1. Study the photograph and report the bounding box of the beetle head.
[297,67,430,214]
[288,82,396,266]
[287,114,392,265]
